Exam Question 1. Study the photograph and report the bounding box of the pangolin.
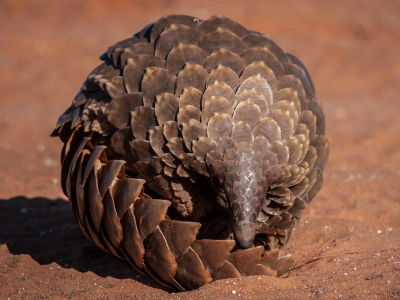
[52,14,329,290]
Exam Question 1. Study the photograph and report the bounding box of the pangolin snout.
[225,180,264,249]
[232,221,255,249]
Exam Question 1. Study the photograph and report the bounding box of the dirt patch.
[1,0,399,299]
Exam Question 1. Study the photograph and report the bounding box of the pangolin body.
[52,15,329,290]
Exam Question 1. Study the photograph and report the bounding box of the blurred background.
[0,0,399,299]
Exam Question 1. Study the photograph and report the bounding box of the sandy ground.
[1,0,400,299]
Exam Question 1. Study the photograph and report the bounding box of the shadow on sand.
[0,196,168,291]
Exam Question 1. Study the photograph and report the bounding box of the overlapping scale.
[52,14,329,291]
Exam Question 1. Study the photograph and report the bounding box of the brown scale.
[52,14,329,291]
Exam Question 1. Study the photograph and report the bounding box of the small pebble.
[232,290,236,295]
[377,230,382,234]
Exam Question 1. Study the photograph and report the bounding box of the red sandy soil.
[1,1,400,299]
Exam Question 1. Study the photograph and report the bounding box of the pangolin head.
[221,145,271,249]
